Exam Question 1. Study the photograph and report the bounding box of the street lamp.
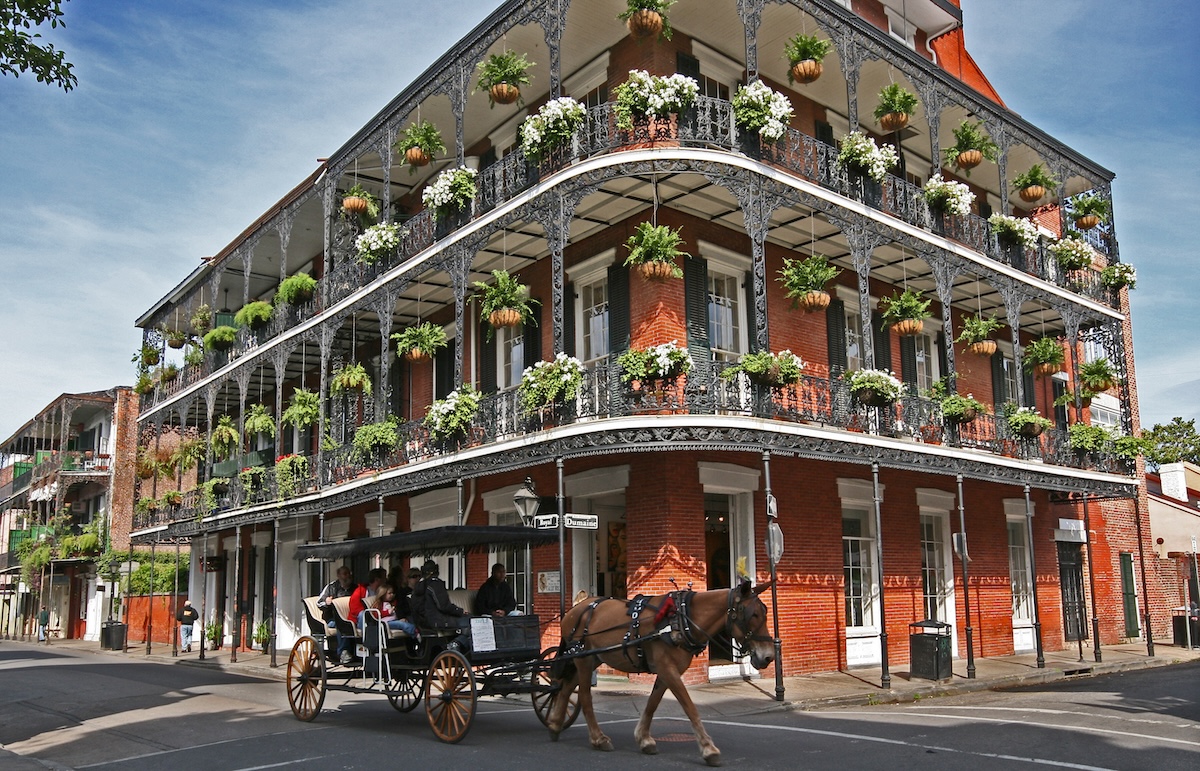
[513,477,538,613]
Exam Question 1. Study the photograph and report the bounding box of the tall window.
[1007,518,1034,622]
[580,278,609,363]
[499,325,525,390]
[845,307,864,371]
[920,514,949,621]
[842,508,876,628]
[708,270,743,362]
[914,333,940,394]
[494,510,529,613]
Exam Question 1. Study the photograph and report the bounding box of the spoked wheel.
[532,647,580,730]
[425,649,476,743]
[387,668,423,713]
[286,636,326,721]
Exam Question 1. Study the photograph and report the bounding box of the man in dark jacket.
[474,563,518,616]
[176,600,200,652]
[412,560,470,639]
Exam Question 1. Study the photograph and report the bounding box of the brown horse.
[545,580,774,766]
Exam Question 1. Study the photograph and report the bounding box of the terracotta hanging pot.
[489,308,523,328]
[796,290,831,313]
[879,112,909,132]
[892,318,924,337]
[342,196,369,215]
[1018,185,1045,203]
[405,146,430,167]
[948,407,979,424]
[790,59,823,85]
[956,149,983,170]
[404,349,431,363]
[1018,422,1045,439]
[627,9,663,39]
[852,388,892,408]
[635,261,676,281]
[1075,214,1100,230]
[489,83,520,105]
[1033,362,1062,378]
[965,340,997,357]
[167,338,185,350]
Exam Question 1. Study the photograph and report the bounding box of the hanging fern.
[244,403,276,437]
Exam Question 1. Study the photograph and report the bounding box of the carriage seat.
[448,589,476,613]
[301,596,337,638]
[329,594,377,639]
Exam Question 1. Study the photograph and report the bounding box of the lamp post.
[513,477,539,614]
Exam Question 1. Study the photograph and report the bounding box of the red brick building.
[129,0,1154,679]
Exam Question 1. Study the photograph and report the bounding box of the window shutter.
[743,270,758,354]
[524,305,543,367]
[990,351,1006,408]
[563,282,576,357]
[1022,366,1037,409]
[936,331,949,378]
[676,52,700,80]
[815,121,834,147]
[1052,378,1068,430]
[684,255,710,360]
[872,311,891,370]
[826,298,847,375]
[899,336,918,391]
[607,264,629,354]
[479,322,496,394]
[435,338,457,399]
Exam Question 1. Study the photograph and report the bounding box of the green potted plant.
[135,496,159,516]
[190,303,212,335]
[844,368,905,407]
[206,619,223,650]
[156,363,179,384]
[183,344,205,368]
[161,489,183,507]
[1078,357,1119,392]
[1049,237,1096,272]
[1068,422,1112,455]
[330,362,373,395]
[135,342,160,368]
[956,314,1004,357]
[281,388,320,431]
[391,321,448,363]
[732,80,793,144]
[239,465,267,494]
[922,173,975,217]
[234,301,273,331]
[1012,163,1058,203]
[1100,262,1136,291]
[203,325,238,352]
[397,120,445,171]
[942,119,997,176]
[613,69,698,131]
[474,269,539,330]
[1023,336,1065,377]
[720,350,806,388]
[940,393,987,424]
[519,96,587,164]
[784,33,832,85]
[619,0,676,41]
[835,130,898,183]
[421,166,477,221]
[879,288,932,337]
[988,213,1040,249]
[274,273,317,306]
[274,453,309,499]
[1069,194,1109,230]
[169,436,206,473]
[352,416,399,466]
[133,372,154,395]
[355,222,402,265]
[873,83,919,132]
[519,352,586,414]
[778,254,841,313]
[244,403,276,438]
[624,221,688,280]
[476,50,533,107]
[253,620,271,651]
[341,183,380,220]
[1004,404,1052,438]
[424,385,483,444]
[162,326,189,350]
[1111,433,1148,461]
[617,341,692,385]
[210,415,241,461]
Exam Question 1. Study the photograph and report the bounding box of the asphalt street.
[1,641,1197,770]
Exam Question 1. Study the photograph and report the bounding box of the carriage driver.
[412,560,471,647]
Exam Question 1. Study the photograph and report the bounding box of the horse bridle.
[724,587,773,656]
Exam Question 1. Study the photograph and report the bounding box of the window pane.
[581,280,609,362]
[1008,520,1033,621]
[502,328,524,389]
[845,311,863,371]
[708,272,741,360]
[842,509,875,628]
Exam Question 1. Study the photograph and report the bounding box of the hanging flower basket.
[405,146,430,167]
[1018,422,1045,439]
[342,195,370,215]
[404,349,431,363]
[949,407,978,424]
[627,9,663,38]
[489,83,521,105]
[796,290,831,313]
[955,149,983,170]
[878,112,908,132]
[635,260,676,281]
[790,59,822,85]
[489,308,523,328]
[1018,184,1045,203]
[965,340,997,357]
[1033,362,1062,378]
[892,318,924,337]
[853,387,892,407]
[1075,214,1100,230]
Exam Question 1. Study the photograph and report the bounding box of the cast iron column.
[956,474,975,678]
[1024,484,1045,668]
[871,462,890,689]
[1081,494,1102,662]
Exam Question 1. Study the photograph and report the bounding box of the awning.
[293,525,557,561]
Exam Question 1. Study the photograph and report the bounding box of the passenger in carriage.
[337,567,386,664]
[474,563,518,617]
[374,582,418,637]
[412,560,471,647]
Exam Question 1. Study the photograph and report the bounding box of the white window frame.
[567,249,616,365]
[916,488,957,655]
[996,339,1020,405]
[564,52,610,101]
[913,321,943,394]
[840,478,882,666]
[884,7,917,49]
[700,242,750,363]
[1005,499,1036,652]
[834,285,878,372]
[497,324,525,392]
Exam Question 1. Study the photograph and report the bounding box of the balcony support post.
[373,289,401,416]
[239,245,252,308]
[840,219,888,371]
[736,0,765,82]
[990,122,1014,216]
[316,325,334,488]
[536,0,569,98]
[203,385,217,487]
[322,176,335,279]
[272,345,290,460]
[276,211,293,284]
[235,368,252,476]
[998,283,1029,408]
[930,257,960,393]
[449,247,473,388]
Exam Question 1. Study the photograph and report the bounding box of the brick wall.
[110,387,139,551]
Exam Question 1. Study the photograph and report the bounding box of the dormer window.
[884,8,917,49]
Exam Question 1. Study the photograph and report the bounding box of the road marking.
[75,727,334,769]
[232,760,330,771]
[900,705,1200,729]
[828,710,1200,749]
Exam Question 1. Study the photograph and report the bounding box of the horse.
[545,580,774,766]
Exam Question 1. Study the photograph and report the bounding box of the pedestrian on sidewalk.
[177,600,200,652]
[37,606,49,642]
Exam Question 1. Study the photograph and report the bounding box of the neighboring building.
[0,388,139,640]
[130,0,1152,679]
[1145,463,1200,630]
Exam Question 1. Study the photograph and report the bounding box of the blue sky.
[1,0,1195,442]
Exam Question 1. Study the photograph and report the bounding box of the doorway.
[1057,542,1087,642]
[704,492,755,678]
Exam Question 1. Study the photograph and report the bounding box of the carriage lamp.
[513,477,539,527]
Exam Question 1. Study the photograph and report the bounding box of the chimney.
[1160,462,1189,503]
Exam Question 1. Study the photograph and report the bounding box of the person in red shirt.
[341,568,386,664]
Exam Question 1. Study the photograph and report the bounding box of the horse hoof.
[704,751,723,767]
[594,738,614,752]
[549,731,560,743]
[641,744,658,756]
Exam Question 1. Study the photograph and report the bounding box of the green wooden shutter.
[479,322,497,394]
[1119,553,1140,638]
[872,311,891,370]
[936,331,949,378]
[826,298,847,375]
[1052,378,1068,430]
[524,305,543,368]
[684,255,710,360]
[744,270,759,354]
[434,339,456,399]
[563,282,576,357]
[899,336,918,391]
[1022,366,1037,409]
[990,351,1006,409]
[607,264,629,354]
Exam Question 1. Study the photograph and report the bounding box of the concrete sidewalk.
[17,634,1200,718]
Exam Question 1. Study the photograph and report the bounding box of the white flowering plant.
[922,173,975,217]
[1049,237,1097,271]
[732,80,794,143]
[519,352,586,413]
[613,70,699,131]
[721,350,806,387]
[616,341,692,384]
[835,130,898,183]
[424,385,482,443]
[988,213,1040,248]
[421,166,477,220]
[520,97,587,164]
[844,368,905,402]
[1100,262,1136,290]
[355,223,402,264]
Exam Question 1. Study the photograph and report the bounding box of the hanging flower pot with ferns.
[474,270,539,331]
[476,50,533,108]
[873,84,919,132]
[784,33,832,85]
[1012,163,1058,204]
[619,0,675,41]
[879,288,932,337]
[778,254,841,313]
[624,221,688,281]
[396,120,445,172]
[955,314,1004,358]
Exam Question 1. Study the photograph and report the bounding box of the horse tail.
[551,639,578,682]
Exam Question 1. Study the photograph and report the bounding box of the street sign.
[564,513,599,530]
[766,521,784,563]
[534,514,558,529]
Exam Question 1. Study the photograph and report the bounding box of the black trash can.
[101,621,127,651]
[1171,607,1199,648]
[909,619,952,681]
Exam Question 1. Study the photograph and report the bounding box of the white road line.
[232,759,331,771]
[900,705,1200,729]
[75,726,335,769]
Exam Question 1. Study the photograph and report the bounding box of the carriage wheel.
[532,647,580,730]
[286,636,326,722]
[387,669,423,713]
[425,649,476,743]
